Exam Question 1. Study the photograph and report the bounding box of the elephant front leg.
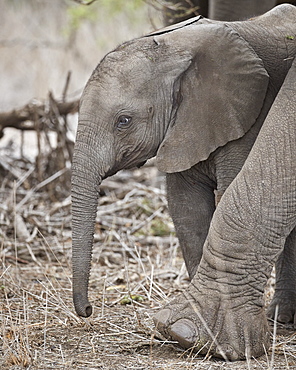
[166,170,216,280]
[267,227,296,325]
[154,225,272,360]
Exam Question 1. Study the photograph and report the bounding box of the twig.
[270,305,279,369]
[16,168,69,210]
[1,254,30,264]
[130,206,164,234]
[62,72,72,103]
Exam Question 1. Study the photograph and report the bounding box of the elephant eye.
[116,115,132,130]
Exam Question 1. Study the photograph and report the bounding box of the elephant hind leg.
[267,227,296,326]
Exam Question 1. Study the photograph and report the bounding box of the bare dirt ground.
[1,145,296,370]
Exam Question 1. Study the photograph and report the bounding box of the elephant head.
[72,17,269,317]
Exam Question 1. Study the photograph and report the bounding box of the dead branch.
[0,75,78,200]
[0,99,79,137]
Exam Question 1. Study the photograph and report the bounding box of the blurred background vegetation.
[0,0,165,157]
[0,0,163,111]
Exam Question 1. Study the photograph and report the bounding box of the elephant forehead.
[83,76,151,113]
[90,61,158,100]
[92,37,161,77]
[105,55,154,79]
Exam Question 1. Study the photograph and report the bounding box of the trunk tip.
[80,304,92,318]
[73,293,93,317]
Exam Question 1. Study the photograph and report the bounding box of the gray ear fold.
[156,24,269,173]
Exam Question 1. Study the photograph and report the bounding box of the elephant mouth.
[104,167,117,179]
[136,160,147,168]
[104,160,147,180]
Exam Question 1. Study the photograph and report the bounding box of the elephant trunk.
[71,122,109,317]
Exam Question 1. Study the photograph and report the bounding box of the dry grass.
[1,151,296,370]
[1,106,295,370]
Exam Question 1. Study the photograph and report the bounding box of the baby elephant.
[71,4,296,359]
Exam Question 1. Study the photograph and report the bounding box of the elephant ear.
[155,23,269,173]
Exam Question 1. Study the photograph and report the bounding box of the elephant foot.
[153,283,270,361]
[267,290,296,326]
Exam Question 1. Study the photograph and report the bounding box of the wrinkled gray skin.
[71,4,296,356]
[154,49,296,362]
[163,0,289,24]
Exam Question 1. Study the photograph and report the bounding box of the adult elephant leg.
[154,60,296,360]
[209,0,277,21]
[267,227,296,325]
[166,167,216,280]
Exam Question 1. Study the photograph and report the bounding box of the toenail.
[169,319,198,349]
[278,314,291,324]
